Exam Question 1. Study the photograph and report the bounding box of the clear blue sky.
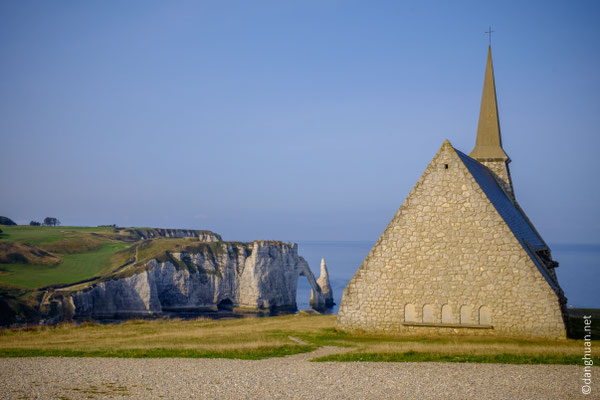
[1,1,599,243]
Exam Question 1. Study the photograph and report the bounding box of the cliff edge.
[46,240,331,320]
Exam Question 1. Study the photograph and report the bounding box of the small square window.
[444,164,449,169]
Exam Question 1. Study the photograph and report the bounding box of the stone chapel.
[336,46,568,339]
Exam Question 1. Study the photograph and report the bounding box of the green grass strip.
[0,345,315,360]
[312,350,599,365]
[0,242,130,288]
[0,225,113,245]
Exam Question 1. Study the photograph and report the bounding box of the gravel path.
[0,348,594,399]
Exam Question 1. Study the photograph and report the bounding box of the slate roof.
[455,148,560,292]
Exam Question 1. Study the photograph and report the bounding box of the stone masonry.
[336,141,566,339]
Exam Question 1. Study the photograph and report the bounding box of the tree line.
[29,217,61,227]
[0,216,61,227]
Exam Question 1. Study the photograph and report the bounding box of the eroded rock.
[65,241,331,319]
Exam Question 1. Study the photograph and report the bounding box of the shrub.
[0,217,16,226]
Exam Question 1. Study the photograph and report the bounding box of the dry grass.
[37,235,108,254]
[0,314,332,353]
[0,241,60,265]
[346,339,582,356]
[0,314,593,364]
[109,237,202,274]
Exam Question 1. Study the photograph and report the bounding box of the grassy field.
[0,225,114,246]
[0,314,597,364]
[0,242,130,289]
[0,226,222,290]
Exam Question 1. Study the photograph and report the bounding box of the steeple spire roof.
[469,46,509,161]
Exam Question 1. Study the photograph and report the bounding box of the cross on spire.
[485,26,494,46]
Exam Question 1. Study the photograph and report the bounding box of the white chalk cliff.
[311,258,334,308]
[66,241,331,319]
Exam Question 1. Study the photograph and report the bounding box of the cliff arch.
[217,298,234,311]
[298,257,325,311]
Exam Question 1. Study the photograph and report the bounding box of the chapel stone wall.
[336,141,566,339]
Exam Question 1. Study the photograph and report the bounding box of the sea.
[296,241,600,314]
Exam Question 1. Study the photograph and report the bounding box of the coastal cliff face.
[120,228,222,242]
[313,259,334,308]
[67,241,328,319]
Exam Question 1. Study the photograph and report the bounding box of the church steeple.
[470,45,515,199]
[470,46,508,160]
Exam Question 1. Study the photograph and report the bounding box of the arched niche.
[404,304,416,322]
[441,304,454,324]
[479,306,492,325]
[460,305,473,324]
[422,304,434,323]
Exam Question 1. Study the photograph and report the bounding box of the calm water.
[296,241,600,313]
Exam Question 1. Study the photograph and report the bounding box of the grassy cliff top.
[0,225,221,292]
[0,225,292,292]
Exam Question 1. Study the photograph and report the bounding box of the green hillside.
[0,242,130,289]
[0,224,221,325]
[0,226,130,289]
